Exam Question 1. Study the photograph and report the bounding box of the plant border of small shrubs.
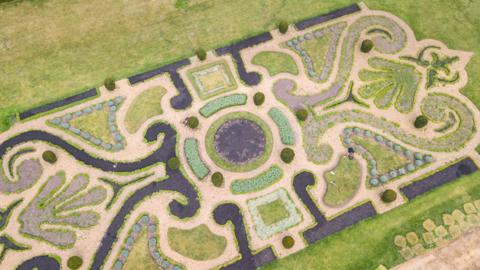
[253,92,265,106]
[282,235,295,249]
[360,39,374,53]
[295,108,308,121]
[211,172,224,187]
[104,77,116,91]
[414,115,428,129]
[186,116,199,129]
[42,150,57,164]
[196,49,207,61]
[279,21,289,34]
[167,157,180,170]
[381,189,397,203]
[67,256,83,270]
[280,147,295,163]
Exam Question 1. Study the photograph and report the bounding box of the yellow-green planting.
[323,156,361,207]
[69,108,113,143]
[123,230,158,270]
[125,87,166,133]
[252,51,298,76]
[167,224,226,261]
[258,198,290,226]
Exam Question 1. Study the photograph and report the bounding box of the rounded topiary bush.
[381,189,397,203]
[196,49,207,61]
[414,115,428,129]
[211,172,224,187]
[186,116,199,129]
[253,92,265,106]
[67,256,83,270]
[42,151,57,164]
[167,157,180,170]
[279,21,289,34]
[104,77,116,91]
[360,39,374,53]
[280,148,295,163]
[295,109,308,121]
[282,236,295,249]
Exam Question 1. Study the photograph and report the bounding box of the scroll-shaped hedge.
[199,94,247,117]
[184,138,210,180]
[268,107,295,145]
[231,165,283,194]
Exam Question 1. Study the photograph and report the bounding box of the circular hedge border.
[205,112,273,172]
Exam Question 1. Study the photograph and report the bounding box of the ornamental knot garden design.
[0,3,479,270]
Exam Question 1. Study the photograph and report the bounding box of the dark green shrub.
[282,236,295,248]
[280,148,295,163]
[253,92,265,106]
[360,39,374,53]
[67,256,83,270]
[211,172,224,187]
[414,115,428,128]
[295,109,308,121]
[186,116,199,129]
[279,21,289,34]
[104,77,116,91]
[42,151,57,164]
[381,189,397,203]
[167,157,180,170]
[196,49,207,61]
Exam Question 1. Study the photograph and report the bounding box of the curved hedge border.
[199,94,247,118]
[205,112,273,172]
[268,108,295,145]
[113,214,183,270]
[303,93,475,164]
[231,165,283,194]
[184,138,210,180]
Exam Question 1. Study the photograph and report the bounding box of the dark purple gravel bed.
[400,157,478,200]
[19,88,97,120]
[295,4,361,30]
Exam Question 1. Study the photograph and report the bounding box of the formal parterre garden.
[1,1,480,270]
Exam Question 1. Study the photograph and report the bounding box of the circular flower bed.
[206,112,273,172]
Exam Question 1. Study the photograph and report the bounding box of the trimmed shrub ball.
[211,172,224,187]
[414,115,428,128]
[186,116,199,129]
[381,189,397,203]
[295,109,308,121]
[360,39,374,53]
[253,92,265,106]
[42,151,57,164]
[104,77,116,91]
[280,148,295,163]
[167,157,180,170]
[279,21,289,34]
[196,49,207,61]
[282,236,295,249]
[67,256,83,270]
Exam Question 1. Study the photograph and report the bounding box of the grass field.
[1,1,478,131]
[323,156,361,207]
[263,170,480,270]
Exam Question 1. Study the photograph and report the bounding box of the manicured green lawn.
[263,171,480,270]
[352,136,409,175]
[252,51,299,76]
[69,107,113,143]
[167,224,227,261]
[323,156,361,207]
[258,199,290,225]
[124,86,166,134]
[123,230,158,270]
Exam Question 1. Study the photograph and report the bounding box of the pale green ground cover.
[167,225,226,261]
[69,107,113,143]
[124,86,166,134]
[323,156,361,207]
[352,136,409,176]
[257,198,290,226]
[301,33,332,78]
[252,51,298,76]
